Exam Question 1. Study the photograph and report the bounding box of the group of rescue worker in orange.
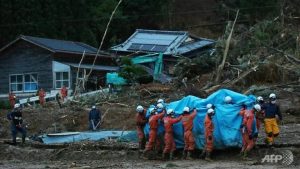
[8,85,68,107]
[135,93,282,161]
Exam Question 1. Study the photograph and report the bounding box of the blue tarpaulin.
[41,131,131,144]
[144,89,257,149]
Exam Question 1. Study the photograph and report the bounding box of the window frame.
[24,73,38,92]
[9,73,38,93]
[55,71,70,89]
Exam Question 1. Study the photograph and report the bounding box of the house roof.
[111,29,215,56]
[62,62,119,71]
[0,35,101,55]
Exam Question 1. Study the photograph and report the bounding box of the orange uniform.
[136,110,147,149]
[145,112,165,151]
[239,108,247,147]
[181,109,197,151]
[204,114,214,152]
[241,109,255,152]
[60,86,68,102]
[8,93,16,109]
[38,89,46,105]
[163,116,182,154]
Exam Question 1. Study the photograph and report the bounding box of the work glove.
[208,136,212,141]
[248,135,253,140]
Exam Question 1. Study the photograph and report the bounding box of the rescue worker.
[8,91,16,109]
[257,96,264,106]
[60,85,68,102]
[162,109,182,160]
[136,105,147,151]
[263,93,282,146]
[7,104,26,145]
[38,88,46,106]
[200,108,215,161]
[224,96,233,104]
[239,104,247,149]
[255,96,265,142]
[181,107,197,160]
[144,105,165,157]
[157,99,164,104]
[88,105,102,130]
[240,104,261,158]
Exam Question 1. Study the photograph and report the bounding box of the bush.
[0,100,10,109]
[118,57,152,84]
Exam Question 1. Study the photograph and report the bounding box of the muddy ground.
[0,141,299,169]
[0,84,299,168]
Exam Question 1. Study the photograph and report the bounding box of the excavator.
[106,53,166,85]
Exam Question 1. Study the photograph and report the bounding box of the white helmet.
[149,108,155,114]
[136,105,144,112]
[167,109,174,115]
[92,105,96,109]
[157,103,164,109]
[254,104,261,112]
[207,108,214,114]
[269,93,276,99]
[206,104,212,109]
[183,107,189,112]
[14,103,20,109]
[157,99,164,104]
[224,96,232,103]
[257,96,264,101]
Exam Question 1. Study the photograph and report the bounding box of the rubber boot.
[182,150,187,159]
[142,150,149,160]
[199,150,206,159]
[205,152,213,162]
[243,151,251,160]
[162,153,168,161]
[169,152,174,161]
[22,136,26,144]
[186,151,192,160]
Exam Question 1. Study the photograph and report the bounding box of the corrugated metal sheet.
[111,29,215,55]
[176,39,215,54]
[22,35,97,54]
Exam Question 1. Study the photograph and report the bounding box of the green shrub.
[0,100,10,109]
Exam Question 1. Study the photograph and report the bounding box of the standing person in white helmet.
[88,105,102,131]
[135,105,147,151]
[181,107,197,160]
[200,108,215,161]
[263,93,282,147]
[162,109,182,160]
[240,104,261,159]
[255,96,265,142]
[7,103,26,145]
[144,106,165,158]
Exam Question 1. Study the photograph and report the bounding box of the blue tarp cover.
[41,131,131,144]
[144,89,257,149]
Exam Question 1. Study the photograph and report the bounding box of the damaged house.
[0,35,117,98]
[111,29,215,78]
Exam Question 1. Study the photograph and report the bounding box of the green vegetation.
[0,0,169,48]
[118,57,153,84]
